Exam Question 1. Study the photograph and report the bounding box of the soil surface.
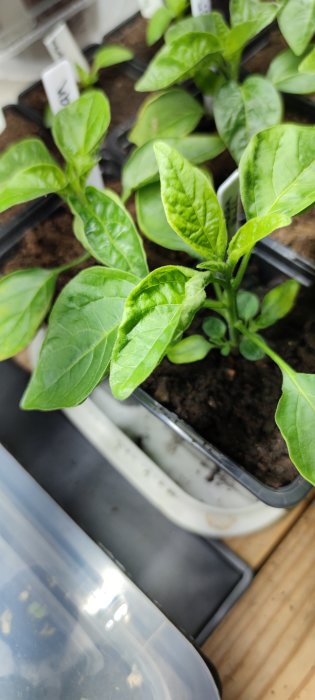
[144,260,315,488]
[272,208,315,261]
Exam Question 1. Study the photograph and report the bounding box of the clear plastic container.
[0,0,94,62]
[0,444,220,699]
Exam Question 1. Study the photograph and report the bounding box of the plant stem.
[55,252,91,274]
[225,282,239,347]
[232,252,251,290]
[240,326,293,375]
[203,299,225,311]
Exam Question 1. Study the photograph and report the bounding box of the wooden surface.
[224,491,314,570]
[203,499,315,700]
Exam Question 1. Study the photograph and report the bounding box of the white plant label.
[41,60,79,115]
[138,0,163,19]
[190,0,211,16]
[0,109,6,135]
[43,22,89,79]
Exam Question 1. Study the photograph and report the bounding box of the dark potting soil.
[0,107,56,230]
[272,208,315,261]
[143,263,315,488]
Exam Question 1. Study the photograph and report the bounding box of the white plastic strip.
[41,59,79,114]
[190,0,211,16]
[0,108,6,135]
[217,169,240,238]
[43,21,89,76]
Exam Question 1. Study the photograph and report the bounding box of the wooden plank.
[203,500,315,700]
[224,490,314,570]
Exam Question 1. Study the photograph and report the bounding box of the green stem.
[225,282,239,347]
[240,327,293,375]
[232,252,251,290]
[55,252,91,274]
[202,299,225,311]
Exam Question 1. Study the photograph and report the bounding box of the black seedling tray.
[134,249,314,509]
[0,359,252,648]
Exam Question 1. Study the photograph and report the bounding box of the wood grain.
[203,500,315,700]
[224,491,314,570]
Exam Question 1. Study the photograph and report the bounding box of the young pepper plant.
[77,44,134,89]
[146,0,189,46]
[19,122,315,486]
[0,90,148,386]
[135,1,284,163]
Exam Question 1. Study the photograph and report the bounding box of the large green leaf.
[21,267,137,410]
[225,1,280,58]
[165,12,229,43]
[136,183,199,255]
[239,124,315,219]
[129,89,204,147]
[230,0,280,26]
[278,0,315,55]
[68,186,148,279]
[122,134,224,200]
[110,266,208,400]
[52,91,110,175]
[213,76,282,163]
[0,268,57,360]
[267,48,315,93]
[135,32,221,91]
[0,139,66,212]
[276,369,315,485]
[92,45,133,75]
[228,213,291,265]
[147,6,173,45]
[155,142,227,259]
[253,279,300,330]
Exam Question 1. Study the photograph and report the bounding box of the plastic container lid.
[0,444,220,699]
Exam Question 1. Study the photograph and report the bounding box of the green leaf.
[154,141,227,259]
[136,183,199,255]
[239,336,265,360]
[267,48,315,93]
[52,91,110,176]
[230,0,280,27]
[147,7,173,45]
[21,267,137,410]
[225,0,280,58]
[278,0,315,55]
[213,76,283,164]
[299,45,315,72]
[68,186,148,279]
[239,124,315,219]
[228,213,291,265]
[92,45,133,75]
[236,290,260,321]
[166,0,188,15]
[167,334,211,363]
[253,279,300,330]
[165,11,229,43]
[276,370,315,485]
[122,134,224,199]
[0,139,66,212]
[136,32,221,91]
[202,316,226,340]
[129,89,204,147]
[110,266,208,399]
[0,268,57,360]
[77,63,93,88]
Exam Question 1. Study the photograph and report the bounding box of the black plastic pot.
[134,248,314,510]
